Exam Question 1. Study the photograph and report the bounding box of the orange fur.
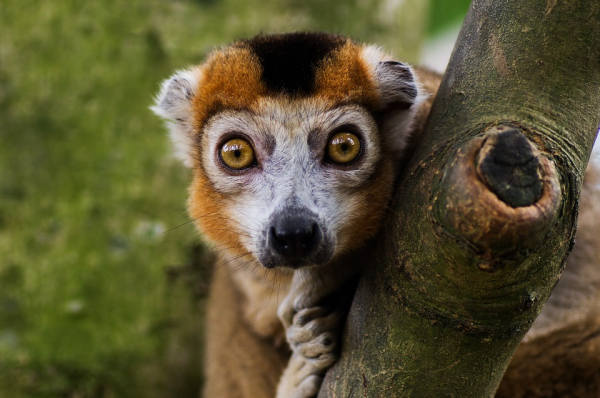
[313,41,379,108]
[188,171,248,257]
[192,47,266,136]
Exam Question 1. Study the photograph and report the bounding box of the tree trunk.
[319,0,600,397]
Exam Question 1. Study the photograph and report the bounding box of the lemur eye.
[220,138,256,170]
[326,132,361,164]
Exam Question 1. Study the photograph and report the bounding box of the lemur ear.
[374,60,419,110]
[361,45,424,154]
[151,68,201,168]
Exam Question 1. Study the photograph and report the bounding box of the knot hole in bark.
[436,125,560,270]
[476,127,543,207]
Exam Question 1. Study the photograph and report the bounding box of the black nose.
[269,216,321,263]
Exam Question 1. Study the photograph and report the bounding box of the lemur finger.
[294,353,337,380]
[293,307,329,326]
[289,353,335,383]
[309,351,337,371]
[285,352,308,374]
[287,312,340,346]
[277,353,336,398]
[281,354,317,386]
[296,332,337,358]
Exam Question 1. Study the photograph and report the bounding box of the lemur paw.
[276,351,336,398]
[277,291,330,329]
[286,307,340,351]
[276,306,341,398]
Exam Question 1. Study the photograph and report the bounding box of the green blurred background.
[0,0,470,396]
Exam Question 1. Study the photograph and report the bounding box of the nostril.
[270,227,289,250]
[269,218,321,261]
[270,226,281,242]
[297,223,318,247]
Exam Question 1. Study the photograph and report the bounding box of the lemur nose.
[269,216,321,263]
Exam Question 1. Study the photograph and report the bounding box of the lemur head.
[153,32,423,269]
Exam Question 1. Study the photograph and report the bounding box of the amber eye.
[220,138,256,170]
[326,132,361,164]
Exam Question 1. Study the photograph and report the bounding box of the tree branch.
[320,0,600,396]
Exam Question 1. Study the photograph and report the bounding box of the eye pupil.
[326,132,361,164]
[220,138,256,170]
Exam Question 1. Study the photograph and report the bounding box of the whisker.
[165,209,224,234]
[165,218,196,233]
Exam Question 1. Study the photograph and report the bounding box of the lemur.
[152,32,600,398]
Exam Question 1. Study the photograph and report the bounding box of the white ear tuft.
[151,68,201,168]
[375,61,419,108]
[361,45,427,155]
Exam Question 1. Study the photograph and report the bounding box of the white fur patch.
[151,67,202,167]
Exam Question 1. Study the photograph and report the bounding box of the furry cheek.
[335,158,395,254]
[188,172,249,257]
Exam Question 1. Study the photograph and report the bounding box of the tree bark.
[319,0,600,397]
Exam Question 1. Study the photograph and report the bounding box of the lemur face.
[199,99,388,268]
[153,33,422,269]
